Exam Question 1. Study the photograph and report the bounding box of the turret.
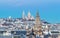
[22,11,25,19]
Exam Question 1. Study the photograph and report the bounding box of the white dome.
[31,16,34,20]
[28,11,31,19]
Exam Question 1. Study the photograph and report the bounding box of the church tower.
[33,11,43,36]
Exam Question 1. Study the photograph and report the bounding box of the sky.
[0,0,60,23]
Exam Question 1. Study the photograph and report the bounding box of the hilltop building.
[22,11,34,21]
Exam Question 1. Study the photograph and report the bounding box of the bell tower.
[33,11,42,36]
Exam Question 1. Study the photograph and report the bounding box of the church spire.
[22,10,25,19]
[35,11,41,25]
[33,11,42,36]
[36,11,40,17]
